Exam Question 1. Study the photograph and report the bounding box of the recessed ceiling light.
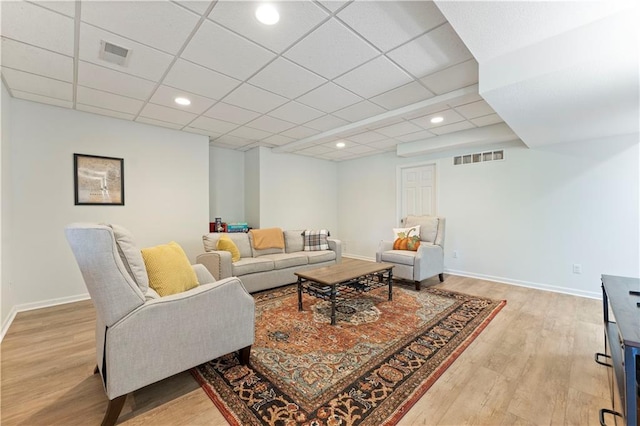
[255,4,279,25]
[336,141,346,148]
[174,97,191,106]
[430,116,444,124]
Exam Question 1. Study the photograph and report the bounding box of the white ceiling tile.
[296,82,362,113]
[2,67,72,100]
[209,1,329,53]
[163,59,241,101]
[420,59,479,95]
[227,126,272,141]
[35,1,76,17]
[262,134,295,146]
[281,126,320,139]
[370,81,434,110]
[333,100,386,122]
[367,138,401,150]
[184,126,223,138]
[395,129,436,143]
[189,116,239,133]
[374,121,423,138]
[345,131,387,144]
[387,23,473,78]
[1,1,74,55]
[149,85,216,115]
[249,57,326,99]
[285,19,379,80]
[173,1,214,15]
[448,92,484,107]
[334,56,412,98]
[11,90,73,108]
[77,86,143,114]
[76,103,135,120]
[79,24,174,81]
[139,102,198,125]
[223,84,288,113]
[317,1,350,13]
[1,38,73,82]
[410,109,466,129]
[78,61,156,100]
[337,0,446,52]
[135,117,184,130]
[345,144,379,155]
[430,120,475,135]
[295,145,334,156]
[214,134,253,147]
[470,114,504,127]
[246,115,297,133]
[268,101,324,124]
[81,1,199,54]
[203,102,261,124]
[305,114,350,131]
[181,20,275,80]
[454,100,495,120]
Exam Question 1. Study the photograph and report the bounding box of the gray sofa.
[196,230,342,293]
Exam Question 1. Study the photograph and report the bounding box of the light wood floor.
[1,274,612,425]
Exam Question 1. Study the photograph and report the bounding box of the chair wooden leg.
[415,281,421,291]
[239,345,251,365]
[94,365,99,374]
[439,273,444,282]
[101,395,126,426]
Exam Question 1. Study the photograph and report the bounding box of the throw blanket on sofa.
[249,228,285,250]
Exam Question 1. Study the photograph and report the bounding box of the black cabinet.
[598,275,640,426]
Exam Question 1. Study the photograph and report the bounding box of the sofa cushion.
[261,252,308,269]
[203,233,252,258]
[232,257,275,276]
[217,235,241,262]
[284,230,305,253]
[108,224,150,294]
[141,242,199,296]
[405,216,438,243]
[305,250,336,264]
[303,229,330,251]
[380,250,416,266]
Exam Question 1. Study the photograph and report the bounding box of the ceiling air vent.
[99,40,131,66]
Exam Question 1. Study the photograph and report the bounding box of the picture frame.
[74,153,124,205]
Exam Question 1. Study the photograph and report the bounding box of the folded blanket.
[250,227,285,250]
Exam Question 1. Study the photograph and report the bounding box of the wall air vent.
[99,40,131,66]
[454,150,504,166]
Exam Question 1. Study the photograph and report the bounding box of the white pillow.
[392,226,420,240]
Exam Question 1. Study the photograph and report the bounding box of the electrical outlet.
[573,264,582,274]
[453,250,458,259]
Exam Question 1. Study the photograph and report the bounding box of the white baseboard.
[343,253,375,262]
[0,292,90,343]
[444,268,601,299]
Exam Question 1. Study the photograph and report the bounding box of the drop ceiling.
[1,0,510,162]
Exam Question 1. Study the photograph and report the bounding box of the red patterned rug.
[192,284,506,426]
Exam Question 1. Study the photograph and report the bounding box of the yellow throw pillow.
[217,235,241,262]
[141,241,199,297]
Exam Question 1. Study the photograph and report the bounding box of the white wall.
[209,146,244,224]
[1,83,16,333]
[9,99,209,309]
[338,134,639,297]
[258,148,338,232]
[244,147,260,228]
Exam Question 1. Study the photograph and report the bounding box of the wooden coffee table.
[296,259,394,325]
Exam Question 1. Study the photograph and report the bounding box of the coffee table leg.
[388,268,393,301]
[330,285,337,325]
[297,277,303,311]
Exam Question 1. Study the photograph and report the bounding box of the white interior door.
[400,164,436,223]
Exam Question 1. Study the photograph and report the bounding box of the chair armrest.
[328,238,342,263]
[105,276,255,398]
[192,263,215,284]
[376,240,394,262]
[414,244,444,281]
[196,251,232,280]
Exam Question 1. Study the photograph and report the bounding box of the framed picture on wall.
[74,153,124,205]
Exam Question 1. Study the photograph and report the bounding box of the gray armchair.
[376,215,446,290]
[65,223,255,426]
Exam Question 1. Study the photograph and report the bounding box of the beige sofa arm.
[196,251,233,280]
[328,238,342,263]
[376,240,394,262]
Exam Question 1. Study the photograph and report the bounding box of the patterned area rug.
[192,284,506,426]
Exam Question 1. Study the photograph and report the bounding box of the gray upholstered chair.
[65,223,255,426]
[376,215,446,290]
